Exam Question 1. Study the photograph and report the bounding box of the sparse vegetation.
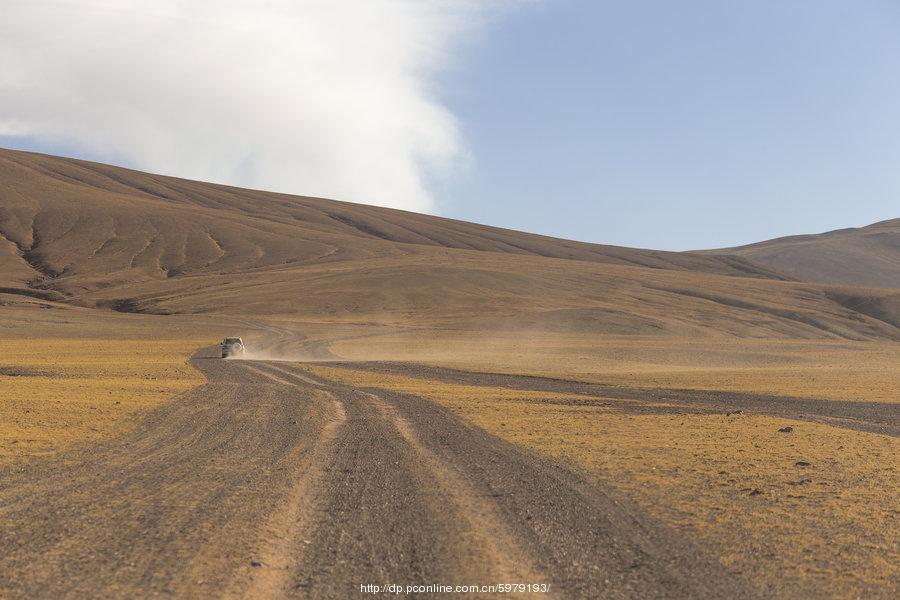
[0,305,215,462]
[329,332,900,402]
[0,338,201,461]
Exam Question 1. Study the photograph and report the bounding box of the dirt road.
[343,362,899,437]
[0,350,757,599]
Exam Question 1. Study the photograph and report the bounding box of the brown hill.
[704,219,900,289]
[1,147,898,340]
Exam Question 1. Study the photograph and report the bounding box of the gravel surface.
[337,362,900,437]
[0,350,760,599]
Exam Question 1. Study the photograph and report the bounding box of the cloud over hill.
[0,0,517,211]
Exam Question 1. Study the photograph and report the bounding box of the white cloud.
[0,0,514,211]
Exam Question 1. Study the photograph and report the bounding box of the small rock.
[795,461,811,467]
[778,426,793,433]
[726,410,744,417]
[250,560,263,568]
[748,488,764,496]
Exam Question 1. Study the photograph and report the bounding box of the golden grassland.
[329,331,900,403]
[306,364,900,597]
[0,339,202,461]
[0,304,221,462]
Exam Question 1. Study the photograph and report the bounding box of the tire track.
[245,361,547,597]
[336,361,900,437]
[222,362,347,598]
[361,390,546,591]
[225,387,346,599]
[0,352,334,599]
[276,362,762,599]
[0,351,760,599]
[256,363,548,597]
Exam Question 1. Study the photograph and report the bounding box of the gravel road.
[0,350,759,599]
[340,362,899,437]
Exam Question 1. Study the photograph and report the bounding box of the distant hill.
[704,219,900,289]
[1,147,898,340]
[0,148,785,287]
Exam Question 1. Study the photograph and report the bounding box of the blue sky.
[440,0,900,249]
[2,1,899,250]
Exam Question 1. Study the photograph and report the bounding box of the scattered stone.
[250,560,263,568]
[0,367,51,377]
[778,426,793,433]
[788,478,812,486]
[795,461,811,467]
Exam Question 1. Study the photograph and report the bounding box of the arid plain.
[1,148,897,598]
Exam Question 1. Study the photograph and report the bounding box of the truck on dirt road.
[221,338,245,358]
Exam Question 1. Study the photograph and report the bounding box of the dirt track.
[340,362,900,437]
[0,349,761,599]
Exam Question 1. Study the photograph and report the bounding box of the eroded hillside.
[1,148,898,340]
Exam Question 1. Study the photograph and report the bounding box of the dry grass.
[307,364,900,598]
[330,331,900,403]
[0,339,202,461]
[0,305,224,463]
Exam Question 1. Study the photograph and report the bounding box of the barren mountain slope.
[705,219,900,289]
[0,148,786,290]
[1,148,898,340]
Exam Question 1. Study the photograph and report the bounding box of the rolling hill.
[705,219,900,289]
[1,147,898,340]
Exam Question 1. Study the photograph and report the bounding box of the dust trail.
[217,319,330,363]
[220,319,412,364]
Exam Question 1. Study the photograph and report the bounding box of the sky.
[2,1,899,250]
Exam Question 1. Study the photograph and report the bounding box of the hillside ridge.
[1,147,898,341]
[703,218,900,289]
[0,148,789,289]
